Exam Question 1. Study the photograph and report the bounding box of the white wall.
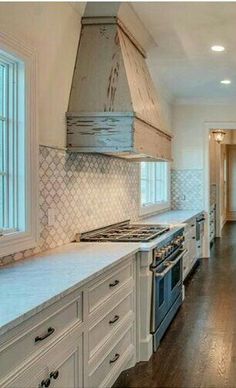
[172,104,236,170]
[0,2,85,148]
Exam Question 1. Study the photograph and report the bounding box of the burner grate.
[80,223,170,242]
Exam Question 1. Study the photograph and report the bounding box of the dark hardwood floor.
[114,222,236,388]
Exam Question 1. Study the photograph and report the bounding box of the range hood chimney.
[67,8,172,161]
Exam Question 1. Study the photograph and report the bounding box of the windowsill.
[139,202,170,217]
[0,230,37,257]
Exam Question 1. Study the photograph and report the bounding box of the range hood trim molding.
[67,111,172,140]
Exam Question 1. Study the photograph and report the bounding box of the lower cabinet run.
[0,255,136,388]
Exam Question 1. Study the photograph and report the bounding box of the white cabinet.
[0,255,136,388]
[85,257,136,387]
[0,290,82,380]
[88,324,135,388]
[183,218,197,280]
[2,326,83,388]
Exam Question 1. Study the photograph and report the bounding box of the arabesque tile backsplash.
[0,145,140,265]
[171,169,204,210]
[0,148,204,266]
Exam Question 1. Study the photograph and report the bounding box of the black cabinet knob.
[35,327,55,343]
[50,370,59,380]
[41,378,51,387]
[109,353,120,364]
[109,315,119,324]
[109,279,119,288]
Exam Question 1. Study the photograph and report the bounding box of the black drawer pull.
[109,315,120,324]
[109,280,119,288]
[192,237,196,240]
[35,327,55,343]
[50,370,59,380]
[41,378,51,387]
[109,353,120,364]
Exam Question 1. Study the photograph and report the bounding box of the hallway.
[114,222,236,388]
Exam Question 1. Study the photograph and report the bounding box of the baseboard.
[138,334,153,362]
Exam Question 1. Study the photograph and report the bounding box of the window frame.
[139,161,170,217]
[0,32,38,257]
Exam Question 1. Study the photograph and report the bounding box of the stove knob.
[158,249,165,258]
[155,252,163,259]
[164,246,169,255]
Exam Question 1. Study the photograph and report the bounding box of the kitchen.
[0,2,235,388]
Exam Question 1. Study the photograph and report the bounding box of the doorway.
[209,129,236,243]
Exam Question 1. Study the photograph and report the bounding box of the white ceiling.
[132,2,236,103]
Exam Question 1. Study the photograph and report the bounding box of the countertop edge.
[0,246,139,337]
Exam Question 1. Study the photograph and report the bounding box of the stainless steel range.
[78,220,170,242]
[77,220,185,355]
[150,229,186,351]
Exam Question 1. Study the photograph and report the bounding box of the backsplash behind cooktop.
[0,146,204,266]
[0,145,140,265]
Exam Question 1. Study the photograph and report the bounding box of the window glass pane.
[0,64,4,117]
[0,66,4,229]
[141,161,169,207]
[0,52,24,234]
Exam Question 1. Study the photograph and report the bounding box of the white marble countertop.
[0,242,139,336]
[141,209,204,225]
[0,211,198,337]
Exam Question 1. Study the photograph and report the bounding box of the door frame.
[204,122,236,251]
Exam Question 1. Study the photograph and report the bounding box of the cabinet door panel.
[2,328,83,388]
[51,348,80,388]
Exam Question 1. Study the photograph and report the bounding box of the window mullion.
[13,62,18,230]
[3,63,9,229]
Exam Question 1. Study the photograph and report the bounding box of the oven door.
[167,249,186,308]
[150,262,172,333]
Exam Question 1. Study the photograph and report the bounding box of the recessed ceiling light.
[211,45,225,52]
[221,79,231,84]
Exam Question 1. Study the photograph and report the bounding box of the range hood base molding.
[67,113,171,161]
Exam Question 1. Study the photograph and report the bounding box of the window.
[0,52,25,234]
[140,161,170,215]
[0,35,38,257]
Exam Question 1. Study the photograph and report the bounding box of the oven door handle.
[155,249,187,278]
[167,248,187,267]
[154,263,173,278]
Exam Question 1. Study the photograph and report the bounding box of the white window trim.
[0,32,38,257]
[139,162,171,217]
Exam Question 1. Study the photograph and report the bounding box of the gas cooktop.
[78,221,170,243]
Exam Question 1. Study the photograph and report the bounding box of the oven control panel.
[152,230,184,266]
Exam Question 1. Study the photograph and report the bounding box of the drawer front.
[1,326,83,388]
[89,292,133,359]
[88,325,134,388]
[88,261,133,314]
[0,293,82,380]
